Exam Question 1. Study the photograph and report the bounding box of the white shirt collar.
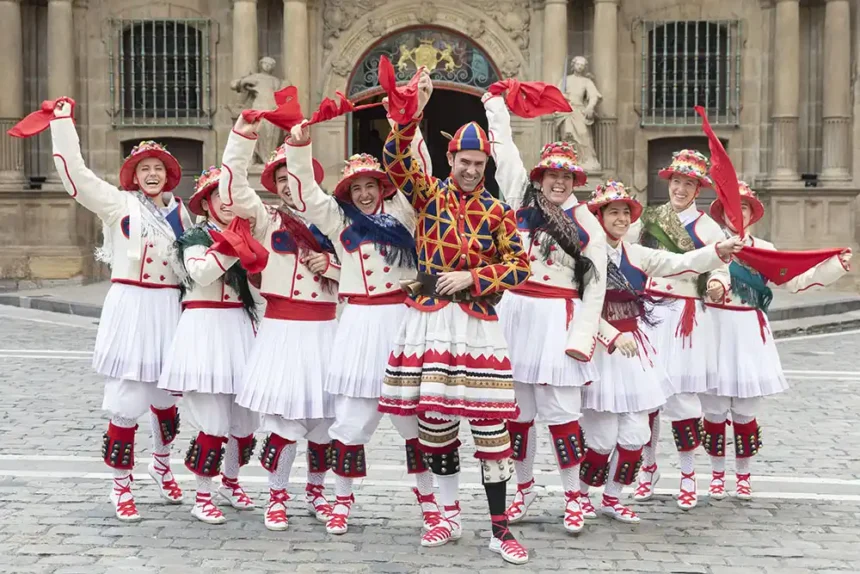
[608,241,623,266]
[676,203,700,226]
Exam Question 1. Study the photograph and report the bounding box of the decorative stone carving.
[367,17,386,38]
[500,56,521,79]
[324,0,386,55]
[466,17,485,39]
[331,55,353,77]
[491,1,530,52]
[230,57,283,164]
[555,56,602,172]
[416,4,436,24]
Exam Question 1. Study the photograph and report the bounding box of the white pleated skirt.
[236,316,337,420]
[583,331,671,414]
[642,297,717,394]
[496,291,598,387]
[157,307,256,395]
[325,302,408,399]
[93,282,181,383]
[707,306,789,398]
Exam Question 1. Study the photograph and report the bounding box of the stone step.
[771,309,860,339]
[767,293,860,322]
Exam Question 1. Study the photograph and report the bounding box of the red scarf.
[735,246,846,285]
[696,105,744,236]
[378,55,421,124]
[208,218,269,274]
[8,97,76,138]
[487,79,571,118]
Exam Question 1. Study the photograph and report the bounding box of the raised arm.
[566,206,608,361]
[285,123,346,239]
[751,240,853,294]
[483,93,528,210]
[220,120,269,239]
[382,119,436,210]
[183,243,239,287]
[470,205,531,297]
[629,240,732,279]
[50,108,126,225]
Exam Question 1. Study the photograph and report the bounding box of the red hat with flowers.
[333,154,395,203]
[529,141,588,187]
[188,166,221,217]
[260,143,325,194]
[658,149,713,188]
[119,140,182,192]
[587,179,643,223]
[709,180,764,228]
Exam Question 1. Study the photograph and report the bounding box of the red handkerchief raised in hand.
[696,105,744,237]
[209,217,270,274]
[736,246,845,285]
[378,55,420,124]
[488,79,572,118]
[241,86,304,131]
[308,91,355,125]
[8,97,76,138]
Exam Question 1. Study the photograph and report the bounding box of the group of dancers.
[47,69,851,565]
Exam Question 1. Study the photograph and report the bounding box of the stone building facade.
[0,0,857,288]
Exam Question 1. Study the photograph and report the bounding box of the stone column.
[592,0,618,173]
[283,0,309,111]
[0,0,24,188]
[770,0,800,181]
[232,0,259,80]
[820,0,851,182]
[541,0,568,143]
[47,0,75,99]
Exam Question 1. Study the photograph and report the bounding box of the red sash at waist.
[112,278,180,290]
[513,282,579,300]
[263,295,336,321]
[345,291,407,306]
[182,301,243,310]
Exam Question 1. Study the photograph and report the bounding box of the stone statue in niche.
[231,56,283,164]
[556,56,602,172]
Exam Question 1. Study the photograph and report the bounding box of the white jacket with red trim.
[596,240,731,349]
[51,117,192,289]
[219,130,339,304]
[707,235,850,310]
[485,94,607,360]
[287,131,431,300]
[642,204,730,299]
[179,238,242,306]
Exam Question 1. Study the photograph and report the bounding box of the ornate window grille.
[348,28,500,101]
[640,20,741,126]
[108,19,212,127]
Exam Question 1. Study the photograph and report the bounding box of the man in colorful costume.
[378,72,531,564]
[580,180,741,522]
[283,119,443,534]
[483,92,607,534]
[157,166,261,523]
[222,116,341,531]
[634,149,730,510]
[702,182,851,500]
[51,100,192,521]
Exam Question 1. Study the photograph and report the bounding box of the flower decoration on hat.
[587,179,643,222]
[529,140,588,187]
[119,140,182,192]
[260,142,325,194]
[657,149,713,188]
[333,153,394,203]
[709,180,764,228]
[188,165,222,217]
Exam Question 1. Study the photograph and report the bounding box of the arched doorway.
[346,27,502,196]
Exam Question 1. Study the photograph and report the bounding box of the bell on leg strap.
[259,433,296,472]
[102,422,137,470]
[506,420,534,462]
[405,438,429,474]
[234,433,257,467]
[671,418,703,452]
[330,440,367,478]
[733,419,762,459]
[612,445,643,485]
[150,405,180,446]
[184,432,227,477]
[549,420,585,469]
[579,449,611,487]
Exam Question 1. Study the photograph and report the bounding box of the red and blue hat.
[443,121,495,154]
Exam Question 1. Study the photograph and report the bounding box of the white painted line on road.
[0,355,92,361]
[784,369,860,376]
[0,349,93,355]
[0,311,99,330]
[1,469,859,502]
[1,455,858,486]
[777,328,860,342]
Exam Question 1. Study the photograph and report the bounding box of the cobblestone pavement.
[1,305,860,573]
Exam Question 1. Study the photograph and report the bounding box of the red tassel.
[755,309,769,345]
[674,299,697,348]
